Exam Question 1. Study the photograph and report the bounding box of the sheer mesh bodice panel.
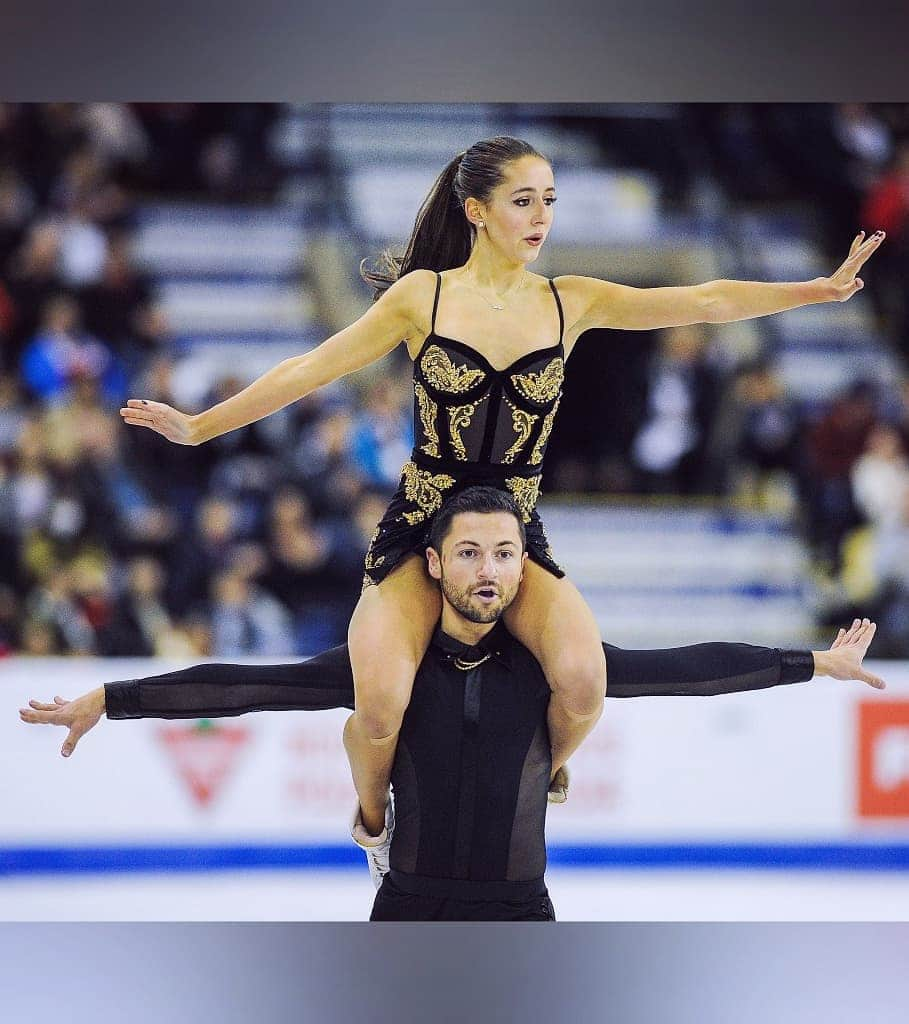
[411,274,565,470]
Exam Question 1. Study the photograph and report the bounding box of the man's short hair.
[427,486,526,553]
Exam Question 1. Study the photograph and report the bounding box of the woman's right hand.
[119,399,199,445]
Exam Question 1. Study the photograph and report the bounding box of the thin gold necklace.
[463,271,527,311]
[453,652,491,670]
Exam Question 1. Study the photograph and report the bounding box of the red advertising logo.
[157,722,250,807]
[857,700,909,818]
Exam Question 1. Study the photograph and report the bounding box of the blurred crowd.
[3,102,909,657]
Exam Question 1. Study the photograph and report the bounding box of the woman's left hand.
[824,230,886,302]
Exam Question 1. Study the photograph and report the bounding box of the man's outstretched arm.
[20,620,884,757]
[19,643,355,757]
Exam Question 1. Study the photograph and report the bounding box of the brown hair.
[427,486,526,554]
[360,136,547,300]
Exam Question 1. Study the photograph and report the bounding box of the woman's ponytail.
[361,152,473,300]
[360,137,546,301]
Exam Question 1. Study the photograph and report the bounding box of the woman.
[120,136,884,836]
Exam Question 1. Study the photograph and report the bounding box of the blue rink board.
[3,843,909,876]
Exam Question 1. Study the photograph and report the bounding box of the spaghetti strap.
[431,272,442,333]
[548,279,564,344]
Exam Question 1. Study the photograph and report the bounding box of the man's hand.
[823,230,885,302]
[812,618,886,689]
[19,687,106,757]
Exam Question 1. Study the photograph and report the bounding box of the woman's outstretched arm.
[559,230,885,335]
[119,270,434,445]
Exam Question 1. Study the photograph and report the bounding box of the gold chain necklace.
[453,652,491,671]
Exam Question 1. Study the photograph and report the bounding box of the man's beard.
[439,575,514,624]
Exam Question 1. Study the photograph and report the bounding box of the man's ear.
[426,546,442,581]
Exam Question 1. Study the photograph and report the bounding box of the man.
[20,487,884,920]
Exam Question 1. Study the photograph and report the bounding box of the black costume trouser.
[371,874,556,921]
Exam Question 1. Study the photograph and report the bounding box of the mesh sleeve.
[603,643,814,697]
[105,644,355,720]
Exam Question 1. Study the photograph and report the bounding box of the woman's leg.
[503,560,607,777]
[344,554,442,834]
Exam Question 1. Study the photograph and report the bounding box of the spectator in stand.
[861,140,909,350]
[94,555,175,656]
[3,221,64,373]
[0,165,35,269]
[258,485,343,651]
[22,563,95,656]
[350,376,414,490]
[124,300,173,382]
[79,103,150,178]
[631,323,719,494]
[832,104,894,192]
[78,231,153,359]
[19,617,63,656]
[201,372,287,536]
[850,422,909,655]
[706,359,800,507]
[851,421,909,529]
[291,401,365,517]
[6,415,54,536]
[124,353,215,529]
[20,293,126,405]
[0,584,20,655]
[0,374,27,456]
[209,567,293,657]
[8,105,87,207]
[67,552,117,648]
[66,387,178,554]
[49,143,132,229]
[166,495,242,618]
[0,456,25,591]
[802,382,878,568]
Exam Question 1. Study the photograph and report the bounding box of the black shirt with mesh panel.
[105,626,814,909]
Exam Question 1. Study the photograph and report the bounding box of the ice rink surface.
[5,867,909,921]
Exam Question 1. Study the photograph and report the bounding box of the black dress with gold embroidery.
[363,273,566,587]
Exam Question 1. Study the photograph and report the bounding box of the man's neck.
[439,603,498,647]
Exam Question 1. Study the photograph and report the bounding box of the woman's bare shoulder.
[550,274,612,335]
[394,267,438,296]
[387,269,439,356]
[552,273,612,297]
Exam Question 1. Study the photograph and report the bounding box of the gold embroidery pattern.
[364,526,385,571]
[414,382,439,457]
[448,394,489,461]
[364,525,380,554]
[505,474,542,523]
[401,460,456,525]
[529,396,561,465]
[503,399,538,464]
[421,345,486,394]
[511,357,564,404]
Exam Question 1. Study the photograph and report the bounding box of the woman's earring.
[477,221,485,228]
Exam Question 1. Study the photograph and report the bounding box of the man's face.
[426,511,526,624]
